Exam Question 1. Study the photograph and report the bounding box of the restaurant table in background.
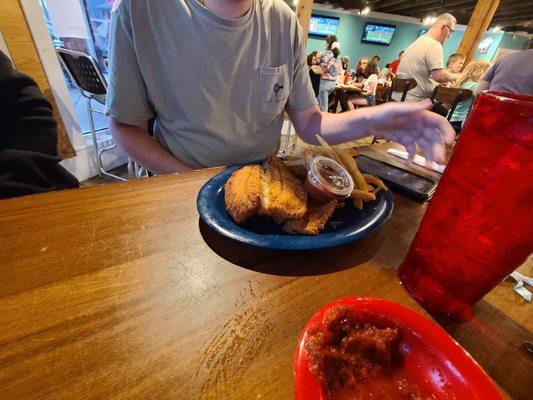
[0,143,531,399]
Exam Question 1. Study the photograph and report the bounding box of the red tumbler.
[399,91,533,315]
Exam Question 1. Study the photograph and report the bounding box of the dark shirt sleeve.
[0,51,79,199]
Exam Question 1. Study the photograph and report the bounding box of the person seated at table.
[341,55,350,84]
[0,51,78,199]
[307,51,321,98]
[370,55,381,76]
[106,0,455,174]
[478,47,533,95]
[446,53,466,74]
[449,60,490,133]
[389,51,403,79]
[347,60,379,110]
[393,13,459,102]
[379,63,391,83]
[349,57,368,86]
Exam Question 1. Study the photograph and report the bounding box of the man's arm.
[430,68,459,83]
[288,99,455,165]
[110,119,193,174]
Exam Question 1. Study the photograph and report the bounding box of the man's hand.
[289,100,455,166]
[365,99,455,164]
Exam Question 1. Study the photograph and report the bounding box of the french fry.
[351,189,376,202]
[333,147,369,192]
[362,173,388,191]
[315,135,343,165]
[353,198,363,210]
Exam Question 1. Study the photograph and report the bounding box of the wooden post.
[457,0,501,66]
[296,0,313,46]
[0,0,75,159]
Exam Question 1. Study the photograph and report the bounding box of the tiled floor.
[80,164,129,187]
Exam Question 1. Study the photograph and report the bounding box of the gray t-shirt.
[482,49,533,96]
[392,35,444,102]
[105,0,317,168]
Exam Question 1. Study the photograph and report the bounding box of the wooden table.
[1,147,531,399]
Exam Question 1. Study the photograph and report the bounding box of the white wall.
[0,29,11,57]
[19,0,127,181]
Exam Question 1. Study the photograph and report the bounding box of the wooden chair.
[375,83,389,104]
[388,77,417,102]
[431,85,474,121]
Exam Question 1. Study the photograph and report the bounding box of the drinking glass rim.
[482,90,533,106]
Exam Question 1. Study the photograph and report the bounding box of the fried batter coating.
[283,200,337,235]
[224,165,264,223]
[259,156,307,220]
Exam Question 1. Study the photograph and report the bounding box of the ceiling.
[314,0,533,33]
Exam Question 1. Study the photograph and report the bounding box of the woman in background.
[370,55,381,76]
[307,51,321,98]
[380,63,391,83]
[317,35,343,112]
[350,57,368,86]
[347,60,380,110]
[449,60,490,133]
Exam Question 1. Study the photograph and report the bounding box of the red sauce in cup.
[304,156,354,203]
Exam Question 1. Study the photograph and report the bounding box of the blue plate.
[197,164,394,250]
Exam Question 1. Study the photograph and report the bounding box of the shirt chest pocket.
[259,64,290,116]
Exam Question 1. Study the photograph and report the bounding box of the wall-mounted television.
[361,22,396,46]
[309,15,340,38]
[419,28,429,37]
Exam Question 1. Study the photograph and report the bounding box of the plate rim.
[293,296,505,400]
[196,163,394,250]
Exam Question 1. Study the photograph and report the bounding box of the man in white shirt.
[393,13,459,102]
[106,0,455,173]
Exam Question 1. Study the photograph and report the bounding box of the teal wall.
[498,33,529,51]
[306,9,528,69]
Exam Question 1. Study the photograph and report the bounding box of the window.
[39,0,116,134]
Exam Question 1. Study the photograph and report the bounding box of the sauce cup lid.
[308,156,354,198]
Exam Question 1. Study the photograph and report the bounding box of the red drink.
[399,91,533,315]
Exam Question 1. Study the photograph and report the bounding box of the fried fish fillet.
[282,200,338,235]
[224,165,264,223]
[260,156,307,220]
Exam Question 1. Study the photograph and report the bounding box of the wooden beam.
[374,0,412,11]
[0,0,75,159]
[457,0,501,66]
[494,5,533,18]
[492,16,533,23]
[296,0,313,47]
[387,0,477,15]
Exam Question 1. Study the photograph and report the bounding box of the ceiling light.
[492,26,502,32]
[424,16,436,25]
[362,6,371,15]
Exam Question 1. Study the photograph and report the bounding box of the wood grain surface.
[0,148,531,400]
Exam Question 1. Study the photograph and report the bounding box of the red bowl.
[294,297,504,400]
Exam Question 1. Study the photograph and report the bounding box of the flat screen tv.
[361,22,396,46]
[309,15,340,38]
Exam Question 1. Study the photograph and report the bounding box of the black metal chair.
[430,85,474,121]
[56,48,144,180]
